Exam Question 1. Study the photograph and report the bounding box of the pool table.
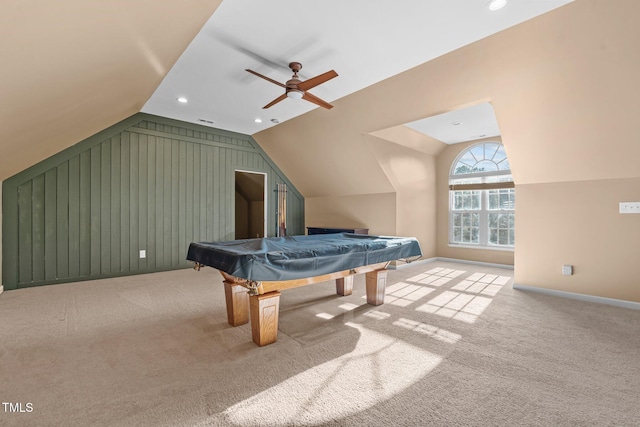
[187,233,422,346]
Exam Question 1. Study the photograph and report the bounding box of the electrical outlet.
[562,264,573,276]
[139,250,146,259]
[620,202,640,214]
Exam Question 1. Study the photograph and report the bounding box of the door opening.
[234,171,266,239]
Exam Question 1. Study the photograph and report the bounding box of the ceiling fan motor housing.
[246,61,336,108]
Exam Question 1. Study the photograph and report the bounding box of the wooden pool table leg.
[250,291,281,346]
[336,275,354,296]
[365,269,388,306]
[224,280,249,326]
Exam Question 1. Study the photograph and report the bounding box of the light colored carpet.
[0,261,638,426]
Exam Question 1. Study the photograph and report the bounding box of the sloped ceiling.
[0,0,222,180]
[1,0,574,184]
[4,0,637,202]
[254,0,640,196]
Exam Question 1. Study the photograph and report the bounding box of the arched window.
[449,142,514,248]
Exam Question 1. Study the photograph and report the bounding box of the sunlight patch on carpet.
[315,312,335,320]
[415,291,493,323]
[392,318,461,344]
[451,273,510,296]
[363,310,391,320]
[221,323,442,426]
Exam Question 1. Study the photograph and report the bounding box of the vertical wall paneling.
[100,141,111,275]
[138,133,148,271]
[110,134,121,273]
[68,157,80,277]
[2,113,304,289]
[44,169,57,281]
[147,136,156,272]
[17,181,32,283]
[79,150,91,277]
[90,145,101,276]
[120,132,131,273]
[58,163,70,279]
[32,174,45,282]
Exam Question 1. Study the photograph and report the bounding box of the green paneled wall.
[2,113,304,290]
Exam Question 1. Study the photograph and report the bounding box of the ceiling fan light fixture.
[488,0,508,11]
[287,90,303,100]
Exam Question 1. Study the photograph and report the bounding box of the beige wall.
[516,178,640,302]
[256,0,640,303]
[0,1,223,181]
[0,182,2,293]
[436,138,514,266]
[366,134,439,258]
[305,193,396,237]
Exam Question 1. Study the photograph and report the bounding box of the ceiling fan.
[246,62,338,109]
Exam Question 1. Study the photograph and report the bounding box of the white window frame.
[448,142,514,251]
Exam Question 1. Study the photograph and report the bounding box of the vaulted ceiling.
[2,0,572,181]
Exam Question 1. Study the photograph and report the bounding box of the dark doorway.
[234,171,266,239]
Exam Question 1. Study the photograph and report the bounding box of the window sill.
[448,243,514,252]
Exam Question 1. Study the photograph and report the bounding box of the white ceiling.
[142,0,572,141]
[405,102,501,144]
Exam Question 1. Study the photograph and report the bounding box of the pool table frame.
[220,262,389,346]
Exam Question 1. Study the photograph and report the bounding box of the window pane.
[449,143,514,248]
[485,143,500,160]
[499,192,510,209]
[470,145,485,162]
[471,226,479,242]
[476,160,498,172]
[498,158,511,171]
[489,192,499,210]
[489,213,497,228]
[472,192,480,209]
[454,193,463,209]
[463,193,471,209]
[492,146,506,163]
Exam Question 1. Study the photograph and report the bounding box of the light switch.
[620,202,640,214]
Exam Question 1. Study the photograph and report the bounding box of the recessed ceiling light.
[451,121,462,126]
[488,0,508,11]
[177,97,188,103]
[271,119,280,124]
[254,118,262,123]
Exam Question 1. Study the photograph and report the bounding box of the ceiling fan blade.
[302,92,334,109]
[246,69,286,88]
[263,93,287,109]
[297,70,338,91]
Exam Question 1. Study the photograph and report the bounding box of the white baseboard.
[391,257,439,270]
[514,283,640,311]
[391,257,513,271]
[434,257,514,270]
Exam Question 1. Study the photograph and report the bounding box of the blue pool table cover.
[186,233,422,282]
